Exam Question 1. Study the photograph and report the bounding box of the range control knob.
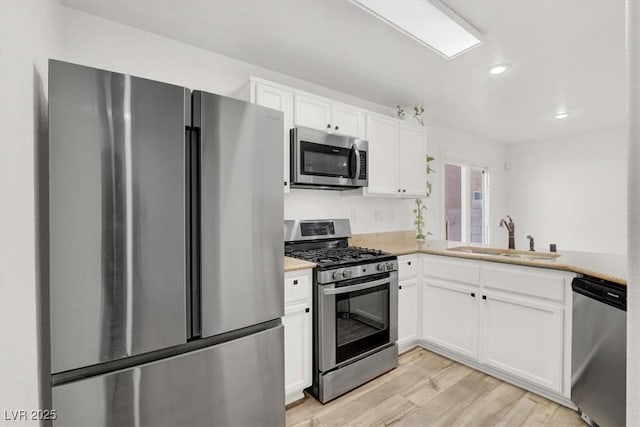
[343,269,353,279]
[376,263,386,272]
[332,270,344,280]
[386,262,395,271]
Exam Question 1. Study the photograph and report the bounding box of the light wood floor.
[286,347,584,427]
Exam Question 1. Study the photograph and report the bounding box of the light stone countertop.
[349,231,627,286]
[284,256,316,272]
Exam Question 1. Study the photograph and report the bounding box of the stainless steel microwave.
[290,126,368,190]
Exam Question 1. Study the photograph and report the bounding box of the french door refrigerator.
[48,60,285,426]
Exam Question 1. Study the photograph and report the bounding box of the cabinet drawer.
[398,255,418,279]
[481,265,568,302]
[422,256,480,285]
[285,275,310,305]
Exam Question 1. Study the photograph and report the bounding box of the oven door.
[317,271,398,372]
[291,127,368,188]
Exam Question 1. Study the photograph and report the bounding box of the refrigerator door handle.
[188,125,202,339]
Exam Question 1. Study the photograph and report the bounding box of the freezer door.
[52,326,285,427]
[195,92,284,338]
[49,61,188,373]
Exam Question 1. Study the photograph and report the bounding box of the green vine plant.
[414,155,435,240]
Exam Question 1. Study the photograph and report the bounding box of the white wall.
[0,0,62,422]
[58,5,506,238]
[425,120,508,243]
[283,120,508,236]
[505,128,627,254]
[58,7,392,116]
[284,190,416,234]
[626,1,640,424]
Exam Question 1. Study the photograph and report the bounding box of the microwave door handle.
[322,277,389,295]
[351,145,361,180]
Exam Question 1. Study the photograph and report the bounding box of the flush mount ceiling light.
[555,112,569,119]
[350,0,484,59]
[489,64,510,75]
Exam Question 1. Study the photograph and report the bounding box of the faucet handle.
[526,235,535,251]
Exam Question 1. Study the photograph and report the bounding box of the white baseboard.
[398,337,420,354]
[285,389,306,406]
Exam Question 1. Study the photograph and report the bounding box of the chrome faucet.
[526,235,535,251]
[499,215,515,249]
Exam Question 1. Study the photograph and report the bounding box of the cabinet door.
[365,114,399,195]
[398,123,427,197]
[479,292,563,392]
[283,303,312,404]
[422,279,479,359]
[255,84,294,193]
[331,103,365,138]
[398,279,418,349]
[294,94,331,132]
[398,255,418,280]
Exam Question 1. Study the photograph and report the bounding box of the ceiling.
[61,0,627,143]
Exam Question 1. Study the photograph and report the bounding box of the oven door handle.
[350,144,361,180]
[322,277,389,295]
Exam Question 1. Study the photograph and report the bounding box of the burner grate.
[285,246,388,266]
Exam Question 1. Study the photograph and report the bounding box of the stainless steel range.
[285,219,398,403]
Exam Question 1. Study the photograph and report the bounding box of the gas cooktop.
[285,246,394,269]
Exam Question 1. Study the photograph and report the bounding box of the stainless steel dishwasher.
[571,276,627,427]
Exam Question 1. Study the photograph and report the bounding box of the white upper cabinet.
[365,114,427,198]
[365,113,400,196]
[242,77,426,198]
[331,103,365,138]
[295,95,365,139]
[294,94,331,132]
[399,123,427,197]
[253,83,294,193]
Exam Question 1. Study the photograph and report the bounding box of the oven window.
[335,283,389,364]
[301,141,351,178]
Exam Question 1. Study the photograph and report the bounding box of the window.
[444,161,489,244]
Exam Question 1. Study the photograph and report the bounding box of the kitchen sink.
[446,246,561,261]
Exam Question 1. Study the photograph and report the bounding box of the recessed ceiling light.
[489,64,509,75]
[350,0,484,59]
[555,112,569,119]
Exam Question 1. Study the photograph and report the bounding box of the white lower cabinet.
[421,279,479,359]
[283,302,311,403]
[398,278,418,350]
[397,255,419,351]
[283,269,313,405]
[420,254,573,401]
[479,291,563,392]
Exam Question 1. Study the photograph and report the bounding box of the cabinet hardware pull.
[399,285,403,290]
[397,189,401,192]
[327,124,331,129]
[482,295,487,300]
[335,125,339,130]
[293,280,298,285]
[402,189,406,192]
[305,307,310,313]
[471,292,475,297]
[284,181,288,186]
[407,261,411,266]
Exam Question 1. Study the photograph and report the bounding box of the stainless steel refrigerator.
[48,60,285,426]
